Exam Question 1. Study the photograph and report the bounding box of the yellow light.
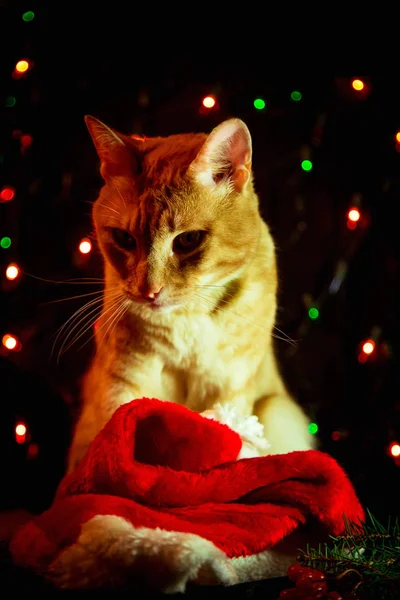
[390,443,400,457]
[352,79,364,91]
[6,263,20,280]
[15,60,29,73]
[202,96,216,108]
[79,238,92,254]
[15,423,27,436]
[362,340,375,355]
[2,333,18,350]
[348,208,360,222]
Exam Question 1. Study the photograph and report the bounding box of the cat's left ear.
[189,118,252,192]
[85,115,135,179]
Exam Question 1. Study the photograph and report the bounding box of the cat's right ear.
[85,116,135,180]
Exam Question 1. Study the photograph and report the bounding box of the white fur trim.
[201,403,270,458]
[47,515,297,591]
[47,515,237,592]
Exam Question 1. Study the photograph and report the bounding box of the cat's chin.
[129,300,182,315]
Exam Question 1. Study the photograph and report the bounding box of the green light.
[301,159,313,171]
[308,307,319,320]
[253,98,266,110]
[22,10,35,22]
[291,90,302,102]
[0,237,12,249]
[5,96,16,108]
[308,422,319,435]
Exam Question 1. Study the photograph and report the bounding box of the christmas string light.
[202,96,216,109]
[0,186,15,202]
[2,333,21,351]
[5,263,20,281]
[15,422,27,444]
[351,78,365,91]
[253,98,266,110]
[79,238,92,254]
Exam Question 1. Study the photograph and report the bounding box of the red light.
[202,96,216,109]
[331,431,341,441]
[348,208,360,222]
[0,187,15,202]
[79,238,92,254]
[20,134,33,147]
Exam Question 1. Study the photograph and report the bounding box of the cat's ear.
[85,115,135,179]
[189,118,252,192]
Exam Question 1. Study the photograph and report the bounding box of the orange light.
[16,423,27,436]
[0,186,15,202]
[362,340,375,355]
[202,96,216,109]
[352,79,364,91]
[79,238,92,254]
[389,443,400,458]
[348,208,360,222]
[2,333,18,350]
[6,263,20,280]
[15,60,29,73]
[396,132,400,143]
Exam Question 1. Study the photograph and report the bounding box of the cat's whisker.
[41,289,107,306]
[95,300,131,351]
[25,273,106,285]
[51,289,123,361]
[272,325,299,345]
[57,293,125,360]
[97,203,121,216]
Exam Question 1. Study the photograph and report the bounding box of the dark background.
[0,4,399,521]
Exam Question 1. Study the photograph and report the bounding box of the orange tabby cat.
[66,115,315,473]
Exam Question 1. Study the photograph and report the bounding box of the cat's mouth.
[123,290,182,312]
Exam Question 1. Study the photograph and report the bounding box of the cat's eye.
[173,230,205,254]
[111,228,136,250]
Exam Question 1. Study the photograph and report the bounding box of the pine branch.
[297,509,400,589]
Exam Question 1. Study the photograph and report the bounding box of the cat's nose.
[142,285,163,301]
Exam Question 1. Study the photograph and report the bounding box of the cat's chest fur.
[114,307,265,413]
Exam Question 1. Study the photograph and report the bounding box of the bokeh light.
[22,11,35,22]
[202,96,216,109]
[0,236,12,249]
[2,333,19,350]
[348,208,360,222]
[308,307,319,320]
[291,91,302,102]
[0,186,15,202]
[253,98,266,110]
[16,423,27,436]
[301,159,313,171]
[5,263,20,280]
[389,443,400,458]
[352,79,364,91]
[79,238,92,254]
[15,60,30,73]
[362,340,375,355]
[5,96,16,107]
[308,423,319,435]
